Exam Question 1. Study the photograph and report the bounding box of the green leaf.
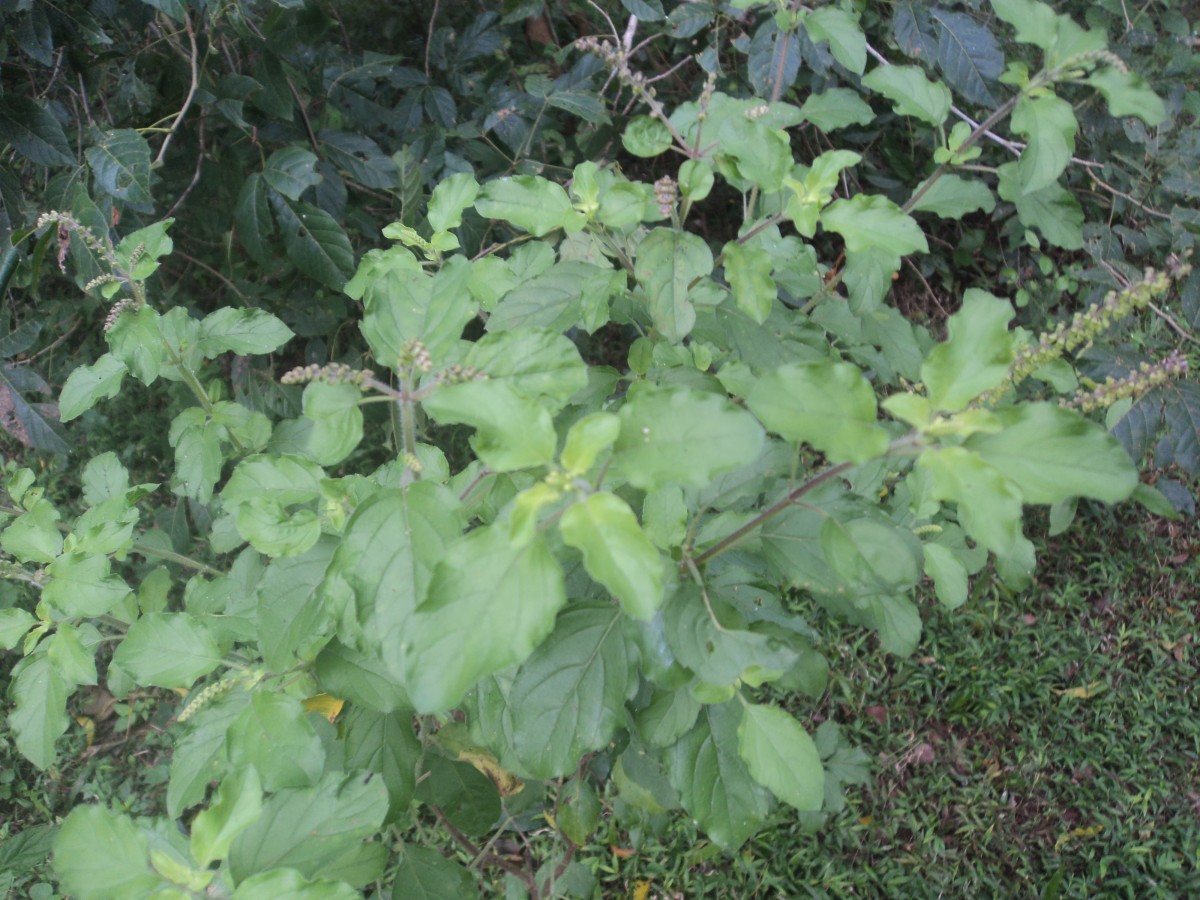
[60,353,127,421]
[556,778,602,844]
[461,328,588,410]
[923,542,968,610]
[406,526,566,712]
[965,403,1138,504]
[235,869,360,900]
[8,653,71,769]
[475,176,574,236]
[264,146,322,201]
[43,552,131,617]
[930,8,1003,106]
[427,171,480,233]
[1086,67,1164,126]
[798,88,875,131]
[722,241,775,324]
[105,306,163,384]
[919,446,1024,558]
[620,0,664,21]
[302,381,363,465]
[228,772,389,887]
[422,380,556,471]
[198,308,294,357]
[236,497,322,557]
[81,451,132,505]
[996,162,1084,250]
[227,693,325,791]
[113,219,173,281]
[1011,94,1076,194]
[486,260,622,334]
[113,612,222,688]
[561,412,620,475]
[191,767,263,867]
[1,498,62,563]
[169,414,225,504]
[222,454,324,508]
[861,65,951,125]
[823,194,929,257]
[47,624,97,685]
[236,174,275,265]
[315,641,409,713]
[270,193,355,290]
[0,96,72,166]
[0,607,35,650]
[391,845,481,900]
[635,686,702,747]
[612,385,765,492]
[989,0,1059,50]
[634,228,712,342]
[715,118,793,192]
[921,289,1014,413]
[342,706,422,823]
[666,701,772,851]
[622,115,673,158]
[560,493,665,619]
[414,755,500,837]
[737,703,824,811]
[52,806,164,899]
[804,7,866,75]
[748,361,890,463]
[908,174,996,219]
[85,129,152,205]
[507,603,634,777]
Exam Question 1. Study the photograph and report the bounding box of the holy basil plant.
[0,1,1170,895]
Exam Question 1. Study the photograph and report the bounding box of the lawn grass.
[597,505,1200,898]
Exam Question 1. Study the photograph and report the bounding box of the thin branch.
[1148,301,1200,347]
[425,0,442,77]
[172,250,251,305]
[153,12,199,168]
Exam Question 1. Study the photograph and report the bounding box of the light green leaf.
[191,767,263,867]
[923,543,968,610]
[634,228,712,341]
[989,0,1059,49]
[197,308,294,357]
[0,607,35,650]
[81,452,132,505]
[302,381,363,465]
[561,412,621,475]
[823,194,929,257]
[560,493,665,619]
[922,289,1014,413]
[427,172,480,234]
[222,454,324,508]
[622,115,673,158]
[908,174,996,219]
[861,65,951,125]
[1086,67,1164,126]
[113,219,173,281]
[798,88,875,130]
[227,693,325,791]
[918,446,1024,557]
[52,806,164,899]
[722,241,775,324]
[270,193,355,290]
[112,612,222,688]
[461,328,588,409]
[228,772,389,887]
[1,498,62,563]
[422,380,556,471]
[996,162,1084,250]
[508,603,633,777]
[804,7,866,75]
[737,703,824,810]
[1011,94,1076,195]
[169,415,225,504]
[105,305,162,384]
[60,353,127,421]
[168,692,249,817]
[405,526,566,712]
[715,118,793,192]
[475,175,574,236]
[47,624,97,685]
[486,260,622,334]
[235,497,322,557]
[965,403,1138,503]
[264,146,322,201]
[235,869,360,900]
[8,653,71,769]
[612,385,765,492]
[748,361,889,463]
[85,129,152,204]
[43,552,131,617]
[666,701,772,851]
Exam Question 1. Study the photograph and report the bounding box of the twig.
[164,117,206,219]
[1148,301,1200,347]
[432,805,536,890]
[425,0,442,77]
[16,318,79,365]
[153,12,199,168]
[172,250,251,305]
[622,14,638,50]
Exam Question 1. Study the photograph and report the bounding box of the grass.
[591,504,1200,898]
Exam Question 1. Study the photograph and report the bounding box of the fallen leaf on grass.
[1052,681,1106,700]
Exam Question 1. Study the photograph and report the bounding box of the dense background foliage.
[0,0,1197,896]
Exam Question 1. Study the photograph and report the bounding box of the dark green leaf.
[0,96,72,166]
[269,192,355,290]
[391,845,481,900]
[85,130,152,205]
[931,9,1002,106]
[414,755,500,836]
[342,706,422,823]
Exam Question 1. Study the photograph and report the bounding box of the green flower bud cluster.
[281,362,376,387]
[398,339,433,373]
[653,175,678,217]
[1063,350,1188,413]
[175,673,238,723]
[983,267,1176,405]
[574,37,658,99]
[37,210,119,270]
[438,364,488,385]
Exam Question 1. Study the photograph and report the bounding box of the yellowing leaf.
[633,879,652,900]
[302,693,345,723]
[1052,681,1106,700]
[458,749,525,797]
